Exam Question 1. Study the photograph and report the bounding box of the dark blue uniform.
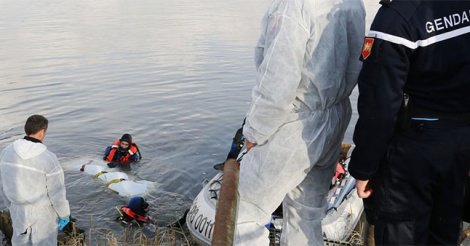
[349,1,470,244]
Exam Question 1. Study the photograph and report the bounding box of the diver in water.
[116,196,153,226]
[103,133,142,168]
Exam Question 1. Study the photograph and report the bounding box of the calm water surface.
[0,0,379,241]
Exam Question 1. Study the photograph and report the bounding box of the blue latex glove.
[58,217,70,231]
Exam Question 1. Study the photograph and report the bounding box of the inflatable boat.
[186,147,363,245]
[80,161,151,197]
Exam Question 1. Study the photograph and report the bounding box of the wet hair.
[120,133,132,144]
[24,115,48,135]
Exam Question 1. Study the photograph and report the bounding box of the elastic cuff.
[242,124,268,145]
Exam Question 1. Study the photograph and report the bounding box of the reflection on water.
[0,0,380,240]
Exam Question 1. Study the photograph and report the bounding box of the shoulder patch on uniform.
[361,37,375,60]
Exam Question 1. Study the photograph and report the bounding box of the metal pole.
[211,159,240,246]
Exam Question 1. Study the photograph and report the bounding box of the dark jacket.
[349,0,470,180]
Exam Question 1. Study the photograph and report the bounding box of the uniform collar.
[24,136,42,143]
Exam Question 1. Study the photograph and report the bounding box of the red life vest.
[105,140,139,163]
[331,162,347,187]
[121,207,148,223]
[334,162,346,181]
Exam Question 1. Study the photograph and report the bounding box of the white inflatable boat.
[186,152,363,245]
[80,162,150,197]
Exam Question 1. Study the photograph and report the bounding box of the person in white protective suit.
[0,115,70,245]
[234,0,365,245]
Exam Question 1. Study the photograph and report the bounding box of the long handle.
[212,159,240,246]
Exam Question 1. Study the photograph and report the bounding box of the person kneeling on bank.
[116,196,153,226]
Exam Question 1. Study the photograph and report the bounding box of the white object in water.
[108,180,148,197]
[98,172,129,183]
[81,164,149,197]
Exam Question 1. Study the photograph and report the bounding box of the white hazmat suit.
[0,139,70,245]
[235,0,365,245]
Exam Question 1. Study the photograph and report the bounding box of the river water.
[0,0,379,242]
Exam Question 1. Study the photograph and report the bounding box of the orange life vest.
[121,207,148,223]
[105,140,139,163]
[331,162,347,187]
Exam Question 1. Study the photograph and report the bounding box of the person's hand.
[58,217,70,231]
[146,216,155,224]
[355,179,373,198]
[244,139,257,152]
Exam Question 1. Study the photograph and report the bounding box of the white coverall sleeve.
[0,178,10,210]
[46,155,70,218]
[244,5,310,144]
[0,150,11,209]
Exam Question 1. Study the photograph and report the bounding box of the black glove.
[226,127,244,160]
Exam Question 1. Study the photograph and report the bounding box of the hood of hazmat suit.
[0,139,70,245]
[235,0,365,245]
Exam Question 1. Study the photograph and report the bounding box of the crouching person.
[117,196,153,226]
[0,115,70,245]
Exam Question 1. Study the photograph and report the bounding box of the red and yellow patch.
[361,37,375,60]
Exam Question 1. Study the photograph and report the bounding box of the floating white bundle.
[81,163,149,197]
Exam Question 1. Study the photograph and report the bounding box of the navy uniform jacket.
[349,0,470,180]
